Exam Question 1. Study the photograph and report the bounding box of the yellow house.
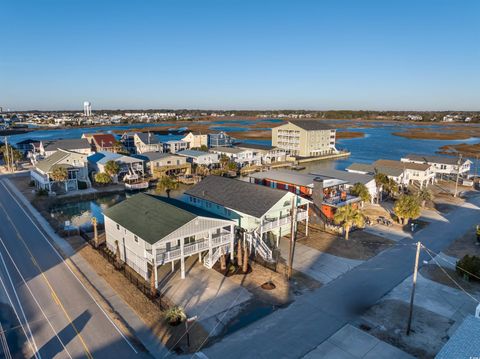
[181,131,208,149]
[272,120,337,157]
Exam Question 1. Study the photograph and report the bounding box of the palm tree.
[373,171,388,203]
[416,187,433,207]
[156,176,179,198]
[104,160,120,178]
[350,182,371,205]
[393,194,421,224]
[333,205,365,240]
[50,166,68,182]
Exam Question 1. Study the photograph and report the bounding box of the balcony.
[323,195,361,208]
[260,210,308,232]
[156,231,232,265]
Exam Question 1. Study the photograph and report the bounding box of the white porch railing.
[156,232,232,265]
[203,244,230,269]
[246,231,273,261]
[260,209,308,232]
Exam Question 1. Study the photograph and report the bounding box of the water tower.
[83,101,92,117]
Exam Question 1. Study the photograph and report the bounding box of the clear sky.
[2,0,479,111]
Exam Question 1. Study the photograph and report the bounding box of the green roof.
[36,150,71,173]
[103,193,229,245]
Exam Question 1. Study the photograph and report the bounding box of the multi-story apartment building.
[272,120,337,157]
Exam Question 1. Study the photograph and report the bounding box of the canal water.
[16,119,480,227]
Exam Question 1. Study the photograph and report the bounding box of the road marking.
[0,203,91,359]
[0,247,41,359]
[0,179,139,354]
[0,321,12,359]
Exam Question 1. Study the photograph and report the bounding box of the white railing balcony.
[156,232,232,265]
[260,210,308,232]
[322,195,361,208]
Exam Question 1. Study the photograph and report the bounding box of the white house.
[176,149,219,166]
[181,132,208,149]
[184,176,310,261]
[87,151,144,182]
[209,146,261,166]
[401,154,471,178]
[163,140,189,154]
[104,194,236,281]
[235,143,287,164]
[30,149,90,193]
[347,159,435,188]
[133,133,163,154]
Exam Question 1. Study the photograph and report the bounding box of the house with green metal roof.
[103,193,235,281]
[30,149,90,193]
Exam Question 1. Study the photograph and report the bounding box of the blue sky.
[2,0,479,111]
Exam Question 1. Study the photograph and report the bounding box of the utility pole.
[474,155,478,184]
[287,198,296,280]
[406,241,421,335]
[453,154,462,197]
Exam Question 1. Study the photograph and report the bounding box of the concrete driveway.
[157,257,252,335]
[278,238,363,285]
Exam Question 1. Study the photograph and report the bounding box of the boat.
[125,181,149,190]
[291,165,306,171]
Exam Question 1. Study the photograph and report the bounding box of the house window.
[134,235,138,243]
[116,224,120,230]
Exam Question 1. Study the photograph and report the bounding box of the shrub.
[36,188,48,196]
[164,306,186,324]
[456,255,480,281]
[94,172,112,185]
[78,181,88,190]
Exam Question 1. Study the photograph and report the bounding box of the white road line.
[0,321,12,359]
[0,247,41,359]
[0,179,139,354]
[0,234,73,359]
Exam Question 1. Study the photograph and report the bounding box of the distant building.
[163,140,189,154]
[347,159,435,188]
[41,138,92,157]
[208,131,234,148]
[136,152,191,177]
[209,146,261,166]
[31,149,90,193]
[83,101,92,117]
[181,132,208,149]
[133,133,162,154]
[272,120,337,157]
[176,149,219,166]
[82,133,117,152]
[235,143,287,164]
[401,154,471,178]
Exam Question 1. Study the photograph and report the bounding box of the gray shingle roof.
[310,168,374,185]
[36,149,73,173]
[185,175,287,218]
[43,138,91,152]
[136,132,161,144]
[374,159,430,171]
[103,193,229,245]
[250,170,316,187]
[236,143,276,151]
[403,154,467,166]
[436,315,480,359]
[346,162,405,177]
[136,152,178,162]
[289,120,333,131]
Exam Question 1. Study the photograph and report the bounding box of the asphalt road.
[201,193,480,358]
[0,178,149,359]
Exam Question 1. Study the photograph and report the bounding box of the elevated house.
[208,131,234,148]
[181,131,208,149]
[163,140,189,154]
[347,159,435,188]
[15,139,40,157]
[236,143,287,164]
[401,154,471,178]
[82,133,117,152]
[133,133,162,154]
[119,132,137,154]
[136,152,191,177]
[30,149,90,193]
[104,193,236,281]
[88,151,144,182]
[40,138,92,157]
[272,120,337,157]
[176,149,220,167]
[209,146,261,166]
[184,176,310,260]
[249,170,363,222]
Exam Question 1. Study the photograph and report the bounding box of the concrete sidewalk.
[303,324,413,359]
[3,177,169,358]
[278,238,363,285]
